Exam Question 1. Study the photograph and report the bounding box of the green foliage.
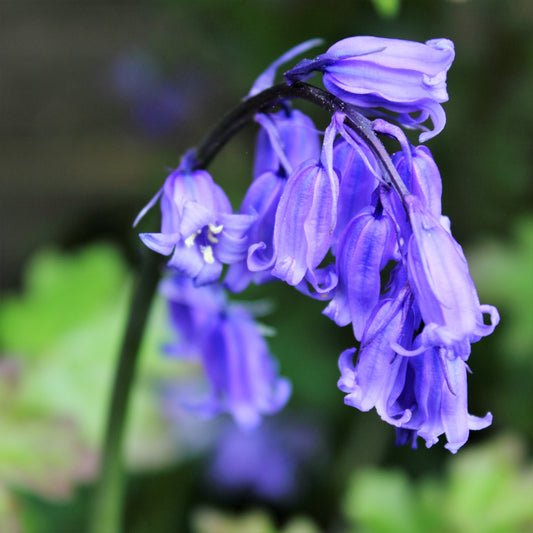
[343,436,533,533]
[192,508,321,533]
[469,217,533,364]
[0,243,184,513]
[0,246,128,357]
[371,0,401,18]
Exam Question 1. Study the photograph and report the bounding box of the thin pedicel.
[192,82,409,200]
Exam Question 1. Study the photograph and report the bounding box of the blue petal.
[248,38,323,97]
[272,163,323,285]
[324,210,397,339]
[332,139,379,251]
[405,195,500,355]
[139,231,180,255]
[168,242,207,279]
[254,110,320,178]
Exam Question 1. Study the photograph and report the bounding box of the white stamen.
[208,223,224,234]
[185,229,201,248]
[207,223,224,244]
[200,245,215,264]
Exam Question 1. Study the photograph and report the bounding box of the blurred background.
[1,0,533,531]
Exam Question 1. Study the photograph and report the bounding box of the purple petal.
[248,38,323,97]
[332,139,379,250]
[139,231,180,255]
[324,210,397,339]
[254,110,320,178]
[168,242,207,278]
[272,163,336,286]
[405,195,500,355]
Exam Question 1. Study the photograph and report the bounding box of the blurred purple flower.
[109,49,205,138]
[161,275,291,429]
[207,416,323,502]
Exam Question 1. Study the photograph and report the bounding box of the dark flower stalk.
[193,81,410,200]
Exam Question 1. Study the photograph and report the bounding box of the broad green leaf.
[0,243,190,501]
[0,245,128,357]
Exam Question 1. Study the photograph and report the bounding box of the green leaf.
[468,216,533,363]
[0,243,188,502]
[191,508,320,533]
[445,436,533,533]
[343,469,424,533]
[342,435,533,533]
[371,0,401,19]
[0,245,128,357]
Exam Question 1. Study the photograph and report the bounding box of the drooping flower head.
[337,286,492,453]
[387,346,493,454]
[134,35,499,453]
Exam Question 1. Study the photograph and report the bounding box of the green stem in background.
[90,249,162,533]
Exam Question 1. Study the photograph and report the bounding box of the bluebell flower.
[331,138,380,252]
[160,275,226,358]
[162,275,291,429]
[253,110,320,180]
[338,285,417,416]
[198,304,291,429]
[337,286,492,453]
[271,114,341,289]
[207,416,323,502]
[137,155,253,285]
[403,195,499,358]
[386,346,492,453]
[323,202,398,339]
[225,109,320,293]
[286,36,455,141]
[134,35,500,452]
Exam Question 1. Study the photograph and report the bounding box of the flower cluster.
[137,36,499,451]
